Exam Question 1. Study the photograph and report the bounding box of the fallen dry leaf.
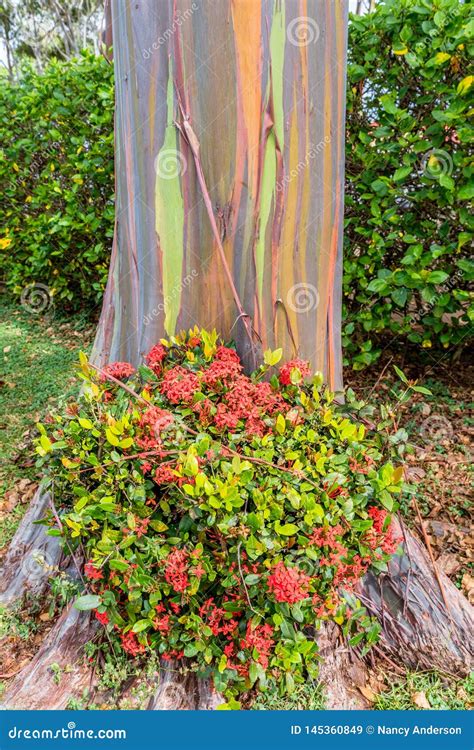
[412,691,431,709]
[359,685,377,703]
[461,573,474,604]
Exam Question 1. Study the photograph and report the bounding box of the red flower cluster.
[146,343,167,373]
[199,597,239,637]
[120,631,146,656]
[153,464,176,484]
[240,621,274,668]
[95,610,109,625]
[201,356,242,389]
[153,613,171,635]
[84,561,103,580]
[100,361,136,382]
[366,507,400,555]
[267,562,311,604]
[214,403,239,431]
[164,549,189,592]
[160,366,199,405]
[278,358,311,386]
[136,406,174,449]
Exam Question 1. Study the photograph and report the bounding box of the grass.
[0,292,92,549]
[373,671,473,711]
[252,681,326,710]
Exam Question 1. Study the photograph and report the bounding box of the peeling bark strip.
[93,0,348,390]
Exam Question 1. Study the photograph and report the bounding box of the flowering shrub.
[35,329,404,702]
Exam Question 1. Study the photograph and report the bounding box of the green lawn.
[0,293,93,549]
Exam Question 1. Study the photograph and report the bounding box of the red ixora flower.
[100,361,135,382]
[240,622,274,668]
[160,366,199,405]
[267,561,311,604]
[95,610,109,625]
[278,358,311,386]
[164,549,189,592]
[84,561,103,580]
[146,343,167,373]
[366,507,400,555]
[153,464,176,485]
[120,631,146,656]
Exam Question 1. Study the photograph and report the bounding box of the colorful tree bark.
[94,0,348,390]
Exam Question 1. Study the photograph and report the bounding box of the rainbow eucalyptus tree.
[94,0,346,390]
[1,0,472,711]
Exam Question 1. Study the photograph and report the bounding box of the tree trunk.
[1,0,472,711]
[93,0,347,390]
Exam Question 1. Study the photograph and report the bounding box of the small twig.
[398,514,414,618]
[367,356,393,398]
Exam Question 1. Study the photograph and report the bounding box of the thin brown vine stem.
[174,89,257,369]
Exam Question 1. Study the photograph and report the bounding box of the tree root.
[357,518,473,676]
[0,486,63,606]
[1,606,97,710]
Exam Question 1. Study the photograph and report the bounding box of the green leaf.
[393,165,411,183]
[75,595,101,611]
[132,619,152,633]
[275,522,299,536]
[105,428,120,446]
[275,413,286,435]
[393,365,408,384]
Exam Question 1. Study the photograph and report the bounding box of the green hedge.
[0,51,114,309]
[1,1,473,363]
[344,0,474,367]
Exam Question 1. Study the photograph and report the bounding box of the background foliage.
[344,0,473,367]
[0,51,114,308]
[0,0,472,359]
